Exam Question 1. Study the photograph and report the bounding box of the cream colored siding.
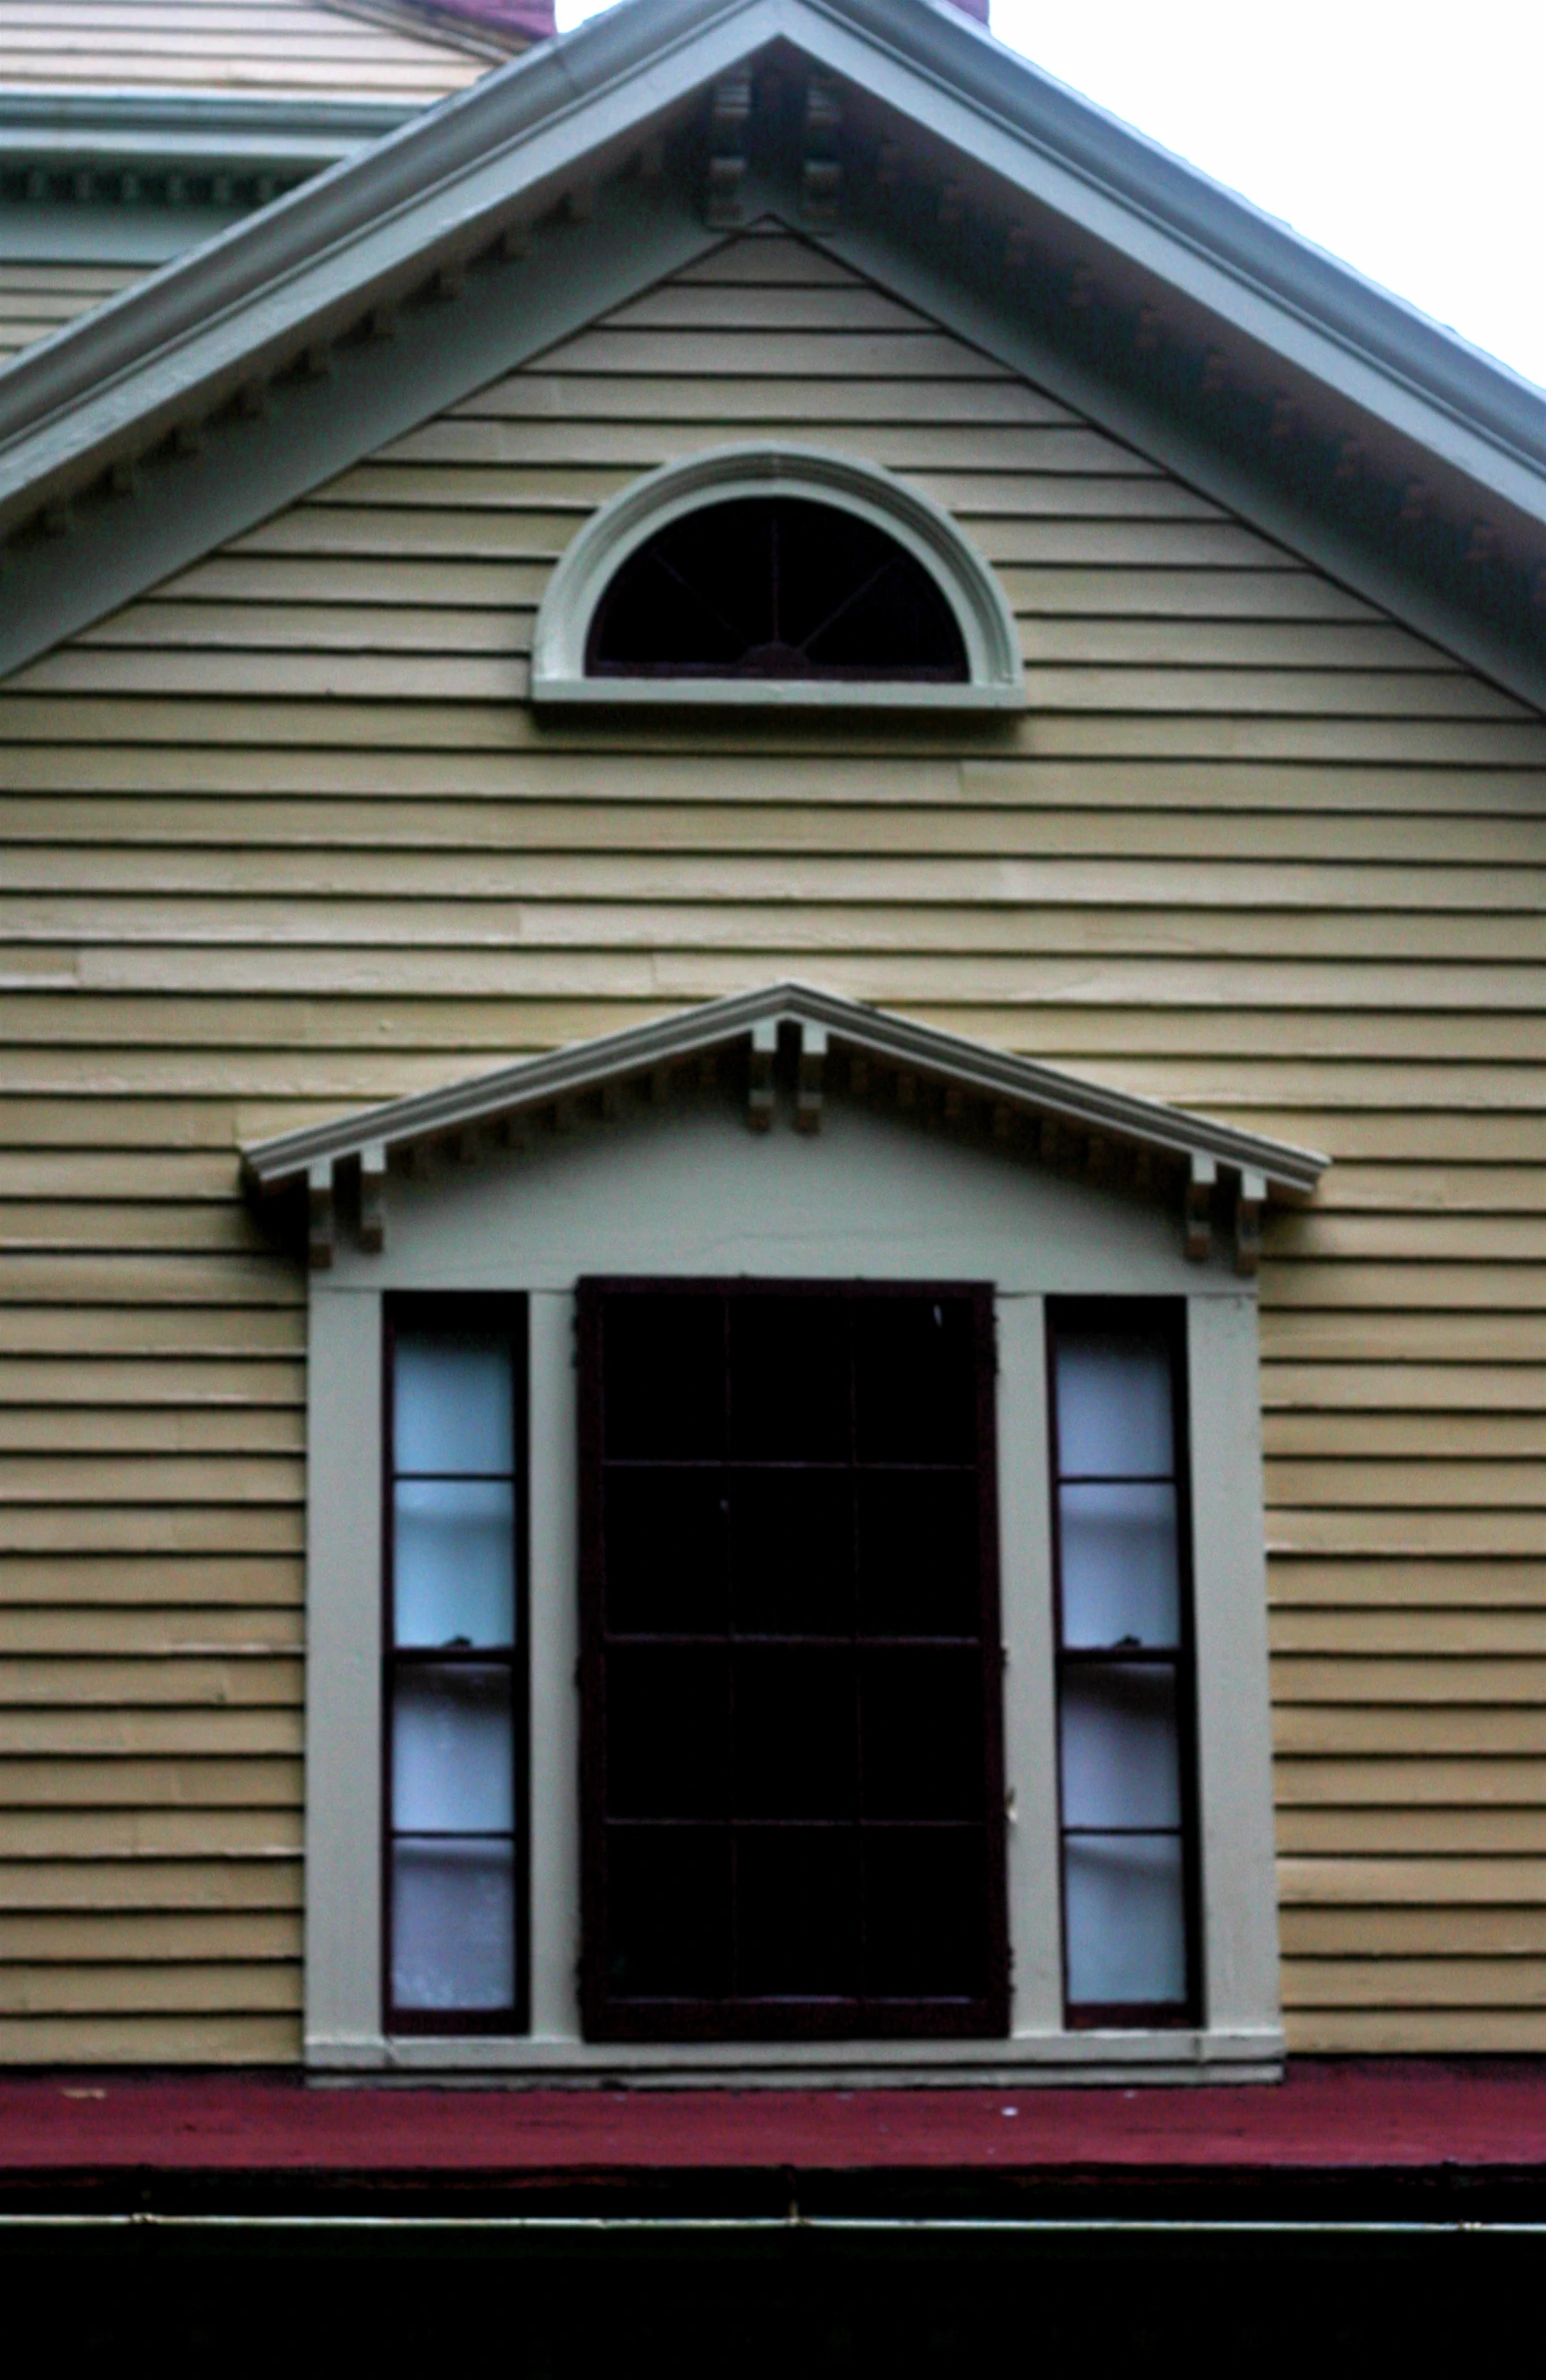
[0,0,492,97]
[2,231,1545,2057]
[0,263,146,365]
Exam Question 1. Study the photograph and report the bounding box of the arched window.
[585,496,967,682]
[532,446,1023,710]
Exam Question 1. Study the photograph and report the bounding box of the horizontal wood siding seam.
[1,229,1544,2057]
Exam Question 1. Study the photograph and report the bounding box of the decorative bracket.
[748,1018,777,1131]
[801,73,842,227]
[1184,1152,1216,1263]
[308,1159,334,1271]
[795,1022,826,1133]
[1235,1168,1265,1278]
[706,71,752,228]
[358,1142,386,1255]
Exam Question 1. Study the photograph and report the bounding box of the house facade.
[3,0,1546,2147]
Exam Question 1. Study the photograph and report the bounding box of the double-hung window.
[1048,1303,1198,2026]
[384,1298,528,2034]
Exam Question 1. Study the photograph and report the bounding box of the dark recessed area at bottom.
[0,2219,1531,2377]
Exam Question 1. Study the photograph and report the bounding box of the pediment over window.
[243,982,1326,1276]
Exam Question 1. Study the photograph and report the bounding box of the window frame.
[301,1109,1283,2082]
[1046,1297,1203,2030]
[380,1291,531,2038]
[529,444,1026,711]
[576,1274,1011,2044]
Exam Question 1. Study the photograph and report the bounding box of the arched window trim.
[530,445,1025,709]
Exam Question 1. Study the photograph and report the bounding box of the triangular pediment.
[0,0,1543,703]
[242,982,1327,1276]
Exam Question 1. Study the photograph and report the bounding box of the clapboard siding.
[0,0,491,96]
[2,228,1545,2059]
[0,263,145,365]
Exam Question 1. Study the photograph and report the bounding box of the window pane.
[736,1830,859,1997]
[853,1297,976,1463]
[394,1331,512,1475]
[606,1647,730,1818]
[734,1649,855,1818]
[1063,1832,1186,2007]
[731,1470,852,1634]
[603,1469,728,1634]
[860,1648,981,1819]
[857,1471,979,1636]
[605,1828,732,1998]
[1059,1664,1180,1829]
[392,1665,514,1833]
[391,1837,514,2010]
[603,1294,724,1459]
[1058,1481,1179,1649]
[863,1828,987,1998]
[1054,1329,1174,1478]
[393,1479,515,1649]
[728,1296,849,1460]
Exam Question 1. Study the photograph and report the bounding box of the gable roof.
[242,981,1328,1276]
[1,0,1544,701]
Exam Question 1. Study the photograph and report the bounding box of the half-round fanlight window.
[584,496,968,682]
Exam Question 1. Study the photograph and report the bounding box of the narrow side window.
[1048,1302,1199,2027]
[384,1298,528,2034]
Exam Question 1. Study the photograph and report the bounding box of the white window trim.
[306,1276,1281,2087]
[528,444,1026,711]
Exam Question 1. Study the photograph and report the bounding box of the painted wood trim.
[530,440,1024,707]
[242,980,1329,1199]
[1188,1291,1282,2038]
[303,1283,383,2060]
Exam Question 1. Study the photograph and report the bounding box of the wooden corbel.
[358,1143,386,1255]
[748,1019,777,1131]
[795,1023,826,1134]
[308,1159,335,1270]
[1184,1153,1216,1263]
[1235,1168,1266,1278]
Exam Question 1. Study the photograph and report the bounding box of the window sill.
[529,675,1026,711]
[307,2028,1285,2085]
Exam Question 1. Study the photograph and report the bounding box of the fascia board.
[0,0,783,498]
[242,981,1328,1196]
[783,0,1546,526]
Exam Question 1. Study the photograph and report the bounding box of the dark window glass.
[585,498,969,683]
[1048,1302,1199,2026]
[384,1298,527,2035]
[580,1280,1007,2042]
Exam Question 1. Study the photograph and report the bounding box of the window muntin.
[584,496,969,683]
[578,1279,1008,2042]
[384,1298,528,2033]
[1049,1302,1199,2026]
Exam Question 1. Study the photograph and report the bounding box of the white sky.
[553,0,1546,393]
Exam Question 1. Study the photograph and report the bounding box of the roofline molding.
[2,0,1543,519]
[1,0,1542,698]
[0,90,424,172]
[241,983,1328,1251]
